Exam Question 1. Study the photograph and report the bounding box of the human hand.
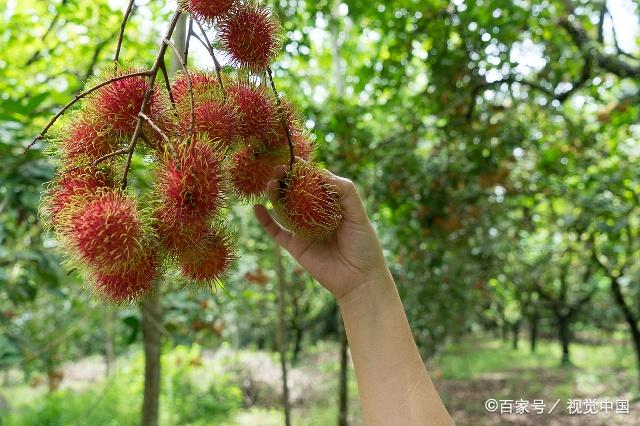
[254,165,389,301]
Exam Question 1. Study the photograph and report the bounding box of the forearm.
[338,270,454,426]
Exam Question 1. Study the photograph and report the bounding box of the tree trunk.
[557,314,571,366]
[512,320,520,350]
[105,307,115,377]
[338,315,349,426]
[274,245,292,426]
[139,16,185,426]
[529,310,539,354]
[609,276,640,394]
[501,322,508,343]
[291,321,303,365]
[141,289,162,426]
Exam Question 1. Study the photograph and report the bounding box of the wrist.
[337,268,397,315]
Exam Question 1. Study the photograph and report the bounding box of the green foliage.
[3,345,243,426]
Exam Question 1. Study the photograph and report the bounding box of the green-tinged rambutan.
[177,226,236,284]
[267,124,315,161]
[42,164,114,226]
[275,162,344,240]
[92,253,159,303]
[62,190,151,273]
[227,81,279,140]
[256,100,313,158]
[180,0,236,22]
[219,3,282,71]
[229,145,289,200]
[154,136,226,244]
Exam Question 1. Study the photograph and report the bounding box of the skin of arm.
[254,165,455,426]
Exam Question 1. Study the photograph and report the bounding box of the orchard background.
[1,0,640,425]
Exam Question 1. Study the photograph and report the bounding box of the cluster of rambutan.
[41,70,167,303]
[40,0,344,303]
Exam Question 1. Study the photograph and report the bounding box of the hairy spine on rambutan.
[58,119,116,161]
[219,3,282,71]
[255,99,313,158]
[176,96,239,146]
[275,162,344,240]
[267,123,316,161]
[92,252,159,303]
[180,0,236,22]
[171,71,220,105]
[229,144,289,200]
[61,190,152,274]
[87,68,163,136]
[42,164,114,226]
[177,226,236,284]
[153,136,227,252]
[227,81,279,140]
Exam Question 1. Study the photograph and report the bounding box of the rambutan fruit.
[267,124,315,161]
[180,0,236,22]
[275,162,344,240]
[60,120,115,161]
[171,71,220,105]
[290,129,315,161]
[255,100,313,158]
[177,226,236,284]
[155,217,206,256]
[88,69,162,136]
[64,190,150,273]
[229,145,289,200]
[154,136,226,227]
[177,98,238,146]
[43,164,114,226]
[92,253,159,303]
[227,81,279,140]
[219,3,282,71]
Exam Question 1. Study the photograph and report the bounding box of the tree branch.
[267,67,295,170]
[114,0,137,64]
[139,112,169,142]
[193,20,226,97]
[121,11,183,189]
[164,38,195,138]
[560,17,640,78]
[26,70,151,152]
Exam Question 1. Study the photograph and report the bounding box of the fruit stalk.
[267,67,295,171]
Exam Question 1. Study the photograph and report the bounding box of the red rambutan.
[89,70,162,135]
[219,3,282,71]
[156,218,207,256]
[290,129,315,161]
[229,145,289,200]
[171,71,220,105]
[60,120,115,161]
[44,165,114,225]
[227,82,279,140]
[275,162,344,240]
[180,0,236,22]
[177,227,236,283]
[66,190,149,273]
[93,253,159,303]
[178,98,238,146]
[154,136,226,228]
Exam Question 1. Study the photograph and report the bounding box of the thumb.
[320,171,370,224]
